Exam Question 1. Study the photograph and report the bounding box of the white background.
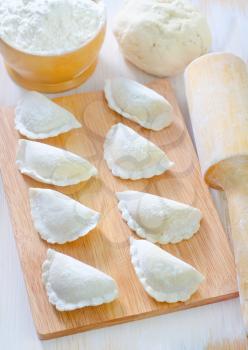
[0,1,248,349]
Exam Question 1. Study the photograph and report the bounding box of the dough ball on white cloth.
[114,0,211,77]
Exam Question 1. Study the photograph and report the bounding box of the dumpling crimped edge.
[42,249,119,311]
[15,91,81,139]
[103,123,174,180]
[117,193,151,241]
[16,139,98,186]
[129,238,204,303]
[29,188,100,244]
[104,78,173,131]
[116,191,202,244]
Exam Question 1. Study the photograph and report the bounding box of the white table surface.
[1,1,248,349]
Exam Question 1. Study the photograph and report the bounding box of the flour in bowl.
[0,0,105,55]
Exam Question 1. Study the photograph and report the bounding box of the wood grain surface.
[0,79,238,340]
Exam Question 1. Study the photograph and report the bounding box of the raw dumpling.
[42,249,119,311]
[15,91,81,139]
[29,188,100,244]
[104,78,173,130]
[104,123,174,179]
[130,238,204,302]
[16,139,97,186]
[117,191,202,243]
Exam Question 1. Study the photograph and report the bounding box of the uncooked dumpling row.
[16,139,97,186]
[104,123,174,179]
[130,238,204,302]
[42,249,119,311]
[15,84,199,311]
[104,78,173,130]
[29,188,100,244]
[15,91,81,139]
[117,191,202,244]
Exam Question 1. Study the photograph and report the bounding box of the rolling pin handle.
[225,185,248,334]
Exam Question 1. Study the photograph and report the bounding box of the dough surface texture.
[117,191,202,243]
[16,139,97,186]
[104,123,174,180]
[114,0,211,76]
[29,188,100,244]
[42,249,119,311]
[130,238,204,302]
[15,91,81,139]
[104,78,173,130]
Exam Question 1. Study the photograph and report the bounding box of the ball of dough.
[114,0,211,77]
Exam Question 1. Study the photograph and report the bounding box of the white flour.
[0,0,105,55]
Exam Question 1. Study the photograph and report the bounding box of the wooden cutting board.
[0,79,238,340]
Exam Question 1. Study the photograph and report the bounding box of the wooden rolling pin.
[185,52,248,333]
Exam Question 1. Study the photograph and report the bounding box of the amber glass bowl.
[0,21,106,93]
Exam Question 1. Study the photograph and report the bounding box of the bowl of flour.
[0,0,106,92]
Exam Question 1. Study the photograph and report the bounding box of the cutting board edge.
[0,79,238,340]
[37,290,239,340]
